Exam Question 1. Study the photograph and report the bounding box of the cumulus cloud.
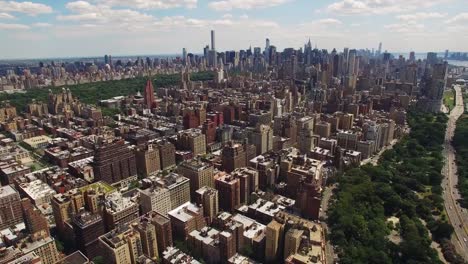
[57,1,279,32]
[58,1,154,24]
[0,1,53,16]
[316,18,342,25]
[397,12,447,22]
[0,12,15,19]
[384,21,424,33]
[152,15,277,29]
[445,12,468,24]
[0,22,29,30]
[95,0,197,9]
[326,0,448,15]
[209,0,290,11]
[33,22,52,27]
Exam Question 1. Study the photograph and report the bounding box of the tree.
[55,240,64,252]
[240,244,254,257]
[431,222,454,241]
[92,256,105,264]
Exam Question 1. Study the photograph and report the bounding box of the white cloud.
[445,12,468,24]
[57,0,280,32]
[299,18,343,28]
[33,22,52,27]
[326,0,448,15]
[384,21,424,33]
[326,0,369,14]
[0,1,53,16]
[0,22,29,30]
[58,1,155,24]
[0,12,15,19]
[316,18,342,25]
[95,0,197,9]
[397,12,447,21]
[151,15,277,29]
[209,0,290,11]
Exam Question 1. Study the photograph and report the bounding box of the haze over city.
[0,0,468,59]
[1,1,468,264]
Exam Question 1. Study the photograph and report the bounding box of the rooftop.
[19,179,56,202]
[231,214,265,239]
[228,253,259,264]
[168,202,202,223]
[163,246,202,264]
[79,181,115,194]
[104,191,137,213]
[58,250,89,264]
[189,226,220,245]
[0,185,18,198]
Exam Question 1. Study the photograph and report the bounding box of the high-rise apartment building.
[135,144,161,177]
[72,212,106,259]
[178,129,207,156]
[215,173,241,212]
[0,185,22,230]
[265,220,283,263]
[103,192,139,231]
[248,125,274,155]
[99,227,143,264]
[146,211,173,256]
[202,120,217,144]
[314,121,331,138]
[222,142,246,173]
[337,131,361,150]
[168,202,206,241]
[51,189,84,235]
[231,167,259,204]
[20,236,61,264]
[156,173,191,210]
[195,186,219,224]
[92,138,137,184]
[157,140,176,170]
[139,185,172,215]
[178,159,214,200]
[134,218,159,260]
[21,198,49,236]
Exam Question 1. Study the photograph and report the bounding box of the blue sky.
[0,0,467,59]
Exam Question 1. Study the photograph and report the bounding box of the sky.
[0,0,467,59]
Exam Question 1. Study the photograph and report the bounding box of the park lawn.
[443,89,455,111]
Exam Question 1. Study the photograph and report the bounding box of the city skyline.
[0,0,468,59]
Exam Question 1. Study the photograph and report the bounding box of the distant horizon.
[2,0,468,59]
[1,51,468,62]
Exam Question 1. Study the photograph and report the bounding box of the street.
[441,85,468,260]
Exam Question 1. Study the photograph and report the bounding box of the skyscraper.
[409,51,416,62]
[426,52,438,67]
[210,30,217,68]
[211,30,216,51]
[182,48,187,66]
[144,78,156,109]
